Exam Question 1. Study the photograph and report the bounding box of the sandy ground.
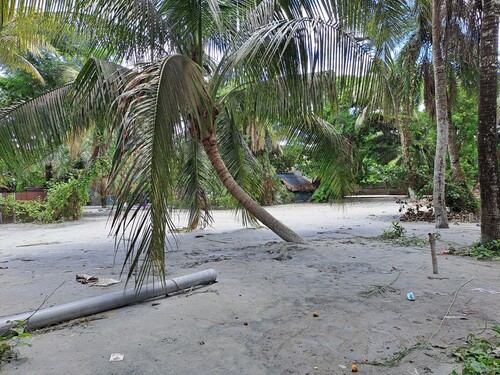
[0,196,499,375]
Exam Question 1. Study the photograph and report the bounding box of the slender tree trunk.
[45,159,53,182]
[431,0,449,228]
[396,100,417,201]
[201,131,305,243]
[477,0,500,242]
[447,107,465,181]
[99,176,108,208]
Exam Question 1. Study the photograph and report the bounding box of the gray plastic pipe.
[0,268,216,336]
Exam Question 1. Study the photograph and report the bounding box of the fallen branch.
[369,276,475,367]
[359,271,401,299]
[425,277,475,344]
[427,276,449,280]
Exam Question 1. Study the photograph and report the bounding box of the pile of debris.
[397,199,479,223]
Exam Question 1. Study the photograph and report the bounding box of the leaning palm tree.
[0,0,404,286]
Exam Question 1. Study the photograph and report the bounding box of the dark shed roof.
[276,173,316,192]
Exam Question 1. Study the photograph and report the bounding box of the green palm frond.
[0,50,44,82]
[218,53,356,201]
[304,117,355,199]
[216,109,265,226]
[81,0,168,61]
[159,0,222,32]
[158,0,250,67]
[218,9,379,115]
[12,0,170,62]
[72,58,132,129]
[0,0,52,27]
[0,58,131,175]
[223,0,412,117]
[0,84,72,173]
[111,54,212,287]
[0,12,58,81]
[178,138,213,230]
[358,0,412,52]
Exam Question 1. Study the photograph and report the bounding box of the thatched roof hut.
[276,173,316,193]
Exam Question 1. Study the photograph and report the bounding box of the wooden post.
[428,233,438,274]
[13,192,16,223]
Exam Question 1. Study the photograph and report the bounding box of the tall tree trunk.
[431,0,449,228]
[477,0,500,241]
[396,99,417,201]
[447,107,465,181]
[201,131,305,243]
[45,159,53,182]
[99,176,108,208]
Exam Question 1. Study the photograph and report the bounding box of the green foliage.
[451,87,480,184]
[205,163,292,209]
[381,221,406,239]
[0,320,31,366]
[469,240,500,260]
[46,158,108,221]
[350,86,479,200]
[417,180,479,213]
[395,235,427,247]
[379,221,428,246]
[205,169,240,210]
[410,112,436,173]
[450,326,500,374]
[445,181,479,213]
[359,161,408,188]
[0,159,45,192]
[0,158,108,222]
[311,185,330,202]
[0,194,52,223]
[0,52,80,106]
[269,144,303,174]
[353,114,403,187]
[413,165,434,197]
[46,176,89,221]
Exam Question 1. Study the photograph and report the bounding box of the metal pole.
[0,269,216,336]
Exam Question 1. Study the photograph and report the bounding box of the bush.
[451,325,500,374]
[380,221,406,239]
[0,320,31,365]
[0,194,52,223]
[46,158,108,220]
[359,161,408,188]
[446,181,479,213]
[417,180,478,213]
[470,240,500,260]
[46,175,90,220]
[0,158,108,223]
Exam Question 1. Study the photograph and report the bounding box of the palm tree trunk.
[99,176,108,208]
[447,107,465,181]
[201,131,305,243]
[431,0,449,228]
[477,0,500,241]
[187,5,303,244]
[45,159,53,182]
[396,100,417,201]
